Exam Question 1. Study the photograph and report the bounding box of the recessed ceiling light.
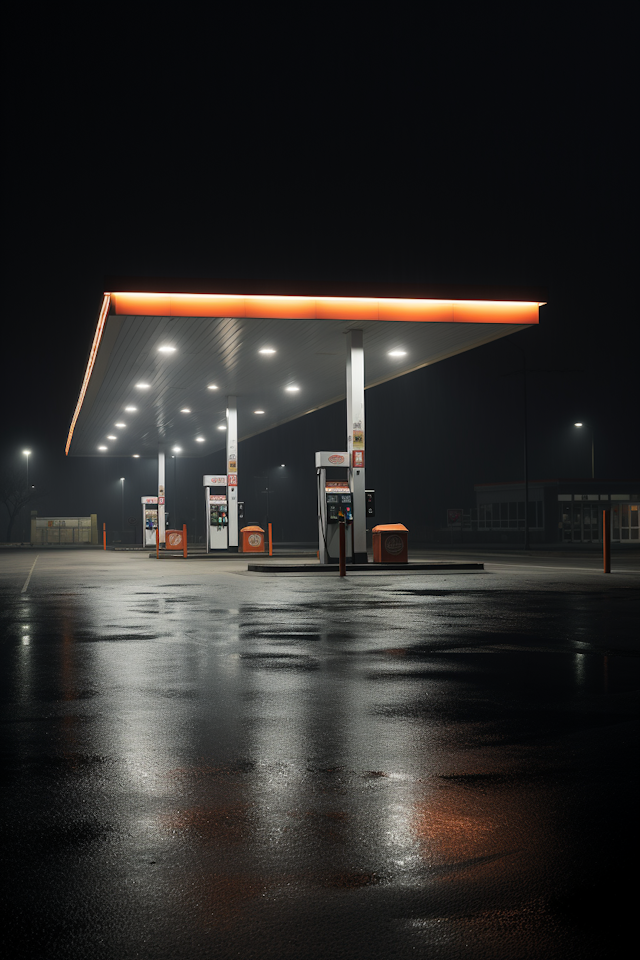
[259,348,276,355]
[158,346,176,353]
[180,408,191,414]
[388,350,407,357]
[136,383,150,389]
[98,446,107,451]
[195,437,205,442]
[207,384,219,390]
[125,405,137,412]
[107,435,117,440]
[115,423,126,428]
[132,454,140,458]
[172,446,182,453]
[217,424,227,430]
[254,410,265,414]
[285,385,300,392]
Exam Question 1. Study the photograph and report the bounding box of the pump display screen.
[210,503,228,526]
[326,490,353,522]
[144,508,158,530]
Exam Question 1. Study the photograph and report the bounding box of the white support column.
[226,396,239,551]
[346,329,367,562]
[158,448,166,545]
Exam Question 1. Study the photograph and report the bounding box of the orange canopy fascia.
[110,291,542,325]
[65,293,110,455]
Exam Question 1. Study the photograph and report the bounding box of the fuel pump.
[141,496,158,547]
[203,475,228,551]
[315,452,354,563]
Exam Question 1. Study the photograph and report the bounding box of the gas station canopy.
[66,278,545,458]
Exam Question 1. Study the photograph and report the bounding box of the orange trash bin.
[165,529,184,550]
[372,524,408,563]
[239,525,265,553]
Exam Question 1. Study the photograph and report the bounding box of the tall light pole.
[23,451,32,543]
[120,478,125,534]
[574,423,594,479]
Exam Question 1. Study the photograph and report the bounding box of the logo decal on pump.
[328,454,345,464]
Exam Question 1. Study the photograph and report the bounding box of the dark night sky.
[2,16,637,540]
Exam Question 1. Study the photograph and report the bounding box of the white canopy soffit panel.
[66,280,545,457]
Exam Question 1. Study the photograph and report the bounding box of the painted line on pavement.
[21,556,39,593]
[486,562,616,573]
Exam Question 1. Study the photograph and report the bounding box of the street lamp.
[22,451,32,543]
[120,478,125,534]
[574,423,594,479]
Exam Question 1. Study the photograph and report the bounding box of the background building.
[473,479,639,545]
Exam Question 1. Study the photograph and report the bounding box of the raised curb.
[246,561,484,573]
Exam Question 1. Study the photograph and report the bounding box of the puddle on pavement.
[374,648,640,696]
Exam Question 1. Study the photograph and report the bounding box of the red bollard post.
[603,509,611,573]
[268,522,273,556]
[182,524,188,559]
[103,522,106,551]
[156,526,159,559]
[339,519,346,577]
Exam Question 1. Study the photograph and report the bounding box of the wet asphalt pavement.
[1,549,639,959]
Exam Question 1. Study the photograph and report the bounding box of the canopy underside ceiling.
[69,311,533,457]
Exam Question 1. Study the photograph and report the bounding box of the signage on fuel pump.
[315,452,349,468]
[203,475,226,487]
[326,480,351,493]
[352,450,364,468]
[238,501,245,520]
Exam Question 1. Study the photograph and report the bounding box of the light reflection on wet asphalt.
[1,550,639,959]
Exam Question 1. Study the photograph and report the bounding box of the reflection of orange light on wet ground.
[159,801,267,928]
[160,803,250,844]
[413,802,496,862]
[111,291,542,325]
[411,779,542,869]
